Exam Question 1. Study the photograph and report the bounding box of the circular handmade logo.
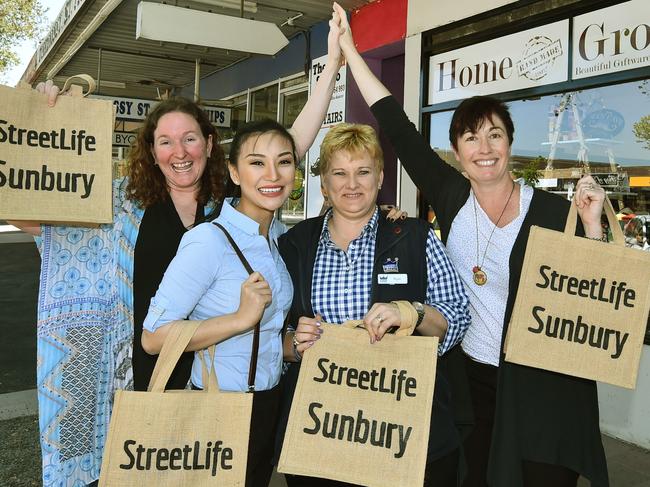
[517,35,564,81]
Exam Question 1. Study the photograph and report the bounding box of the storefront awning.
[22,0,369,100]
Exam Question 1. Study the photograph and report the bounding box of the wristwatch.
[412,301,425,329]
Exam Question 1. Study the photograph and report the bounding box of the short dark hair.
[229,119,297,165]
[449,96,514,150]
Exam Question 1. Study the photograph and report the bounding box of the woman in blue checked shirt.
[276,123,471,487]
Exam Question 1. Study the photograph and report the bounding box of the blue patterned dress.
[35,179,215,486]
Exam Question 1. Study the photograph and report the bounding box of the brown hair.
[449,96,514,150]
[313,123,383,176]
[126,97,227,207]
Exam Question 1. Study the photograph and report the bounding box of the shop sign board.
[92,95,232,127]
[310,55,347,128]
[35,0,87,68]
[428,20,569,104]
[591,173,628,189]
[113,131,137,147]
[202,106,232,128]
[305,56,347,219]
[573,0,649,80]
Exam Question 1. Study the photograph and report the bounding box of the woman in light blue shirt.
[141,118,297,486]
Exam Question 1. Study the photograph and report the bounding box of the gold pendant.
[472,266,487,286]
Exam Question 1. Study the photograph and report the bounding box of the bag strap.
[212,221,260,392]
[148,320,203,393]
[564,195,624,247]
[197,345,220,394]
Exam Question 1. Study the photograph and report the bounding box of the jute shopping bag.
[505,198,650,388]
[0,80,113,223]
[279,318,438,487]
[99,321,252,486]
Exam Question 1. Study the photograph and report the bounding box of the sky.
[5,0,67,86]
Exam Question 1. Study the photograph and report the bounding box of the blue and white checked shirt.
[311,207,470,355]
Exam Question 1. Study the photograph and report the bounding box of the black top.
[370,96,608,486]
[132,197,203,391]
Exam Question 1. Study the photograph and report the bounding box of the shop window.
[280,89,309,224]
[219,94,247,143]
[250,85,279,122]
[429,79,650,341]
[429,80,650,245]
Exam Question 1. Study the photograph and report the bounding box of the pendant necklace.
[472,181,516,286]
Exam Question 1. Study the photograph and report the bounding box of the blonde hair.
[313,123,383,176]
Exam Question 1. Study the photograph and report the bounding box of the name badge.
[378,273,408,285]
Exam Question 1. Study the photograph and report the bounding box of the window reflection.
[251,85,279,122]
[429,80,650,249]
[280,90,308,224]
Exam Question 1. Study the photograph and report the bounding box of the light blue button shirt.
[143,201,292,392]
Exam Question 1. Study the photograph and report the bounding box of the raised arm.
[6,221,42,236]
[332,2,465,213]
[332,2,388,106]
[289,10,343,160]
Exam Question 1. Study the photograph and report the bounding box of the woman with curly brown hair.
[11,19,343,482]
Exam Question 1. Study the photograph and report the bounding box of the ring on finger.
[292,333,300,348]
[376,314,384,323]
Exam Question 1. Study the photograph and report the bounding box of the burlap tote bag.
[99,321,252,486]
[0,78,113,223]
[279,309,438,487]
[505,197,650,388]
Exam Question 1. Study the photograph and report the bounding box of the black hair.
[225,119,298,198]
[449,96,515,150]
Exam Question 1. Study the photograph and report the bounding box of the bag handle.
[61,74,97,97]
[148,320,203,393]
[340,319,415,338]
[212,221,260,392]
[197,345,220,393]
[563,195,624,247]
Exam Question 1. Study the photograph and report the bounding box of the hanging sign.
[428,20,569,104]
[93,95,157,120]
[113,131,137,147]
[572,0,650,80]
[93,95,232,127]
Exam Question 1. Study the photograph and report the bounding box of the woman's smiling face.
[229,131,296,222]
[452,114,512,187]
[152,111,212,194]
[321,149,383,221]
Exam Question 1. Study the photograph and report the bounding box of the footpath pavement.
[1,234,649,486]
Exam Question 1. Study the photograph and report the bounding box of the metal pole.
[240,0,244,17]
[194,58,201,102]
[97,48,102,94]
